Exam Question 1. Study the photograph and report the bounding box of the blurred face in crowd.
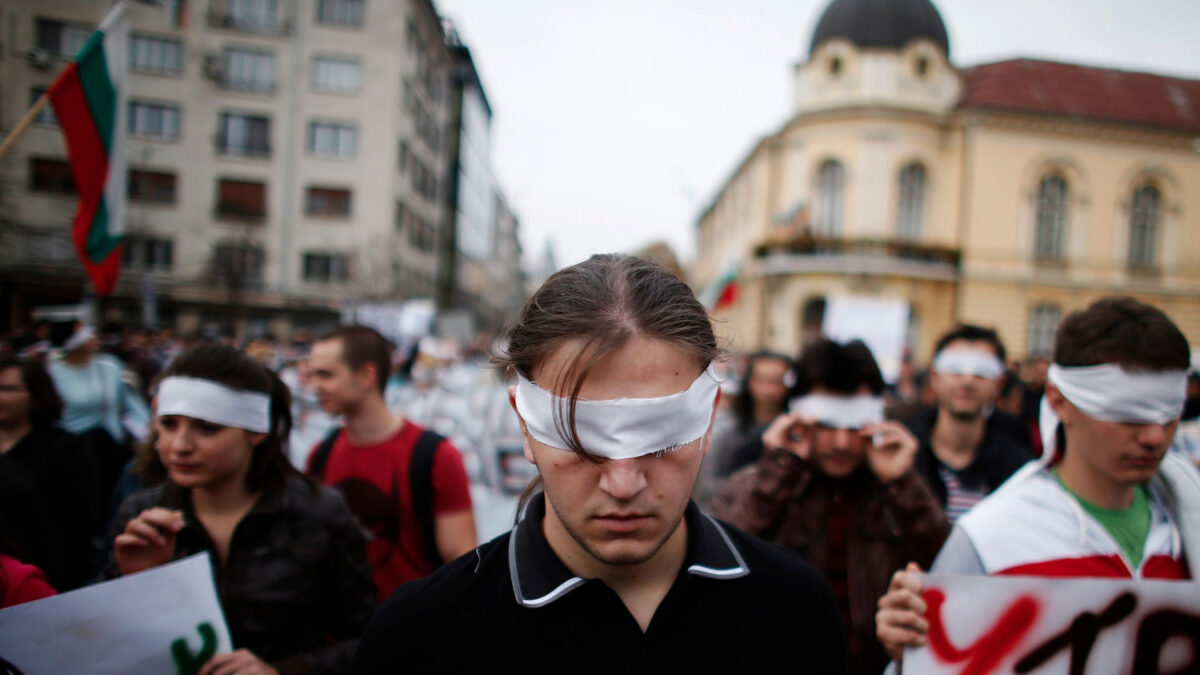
[931,339,1002,420]
[514,335,715,570]
[805,385,872,479]
[156,414,264,491]
[0,366,31,428]
[747,357,790,417]
[309,337,375,414]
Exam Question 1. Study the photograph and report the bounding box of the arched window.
[813,160,844,237]
[799,296,827,345]
[1027,303,1061,358]
[1128,184,1161,269]
[1034,176,1068,261]
[897,163,926,241]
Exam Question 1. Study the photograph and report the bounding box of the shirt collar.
[508,494,750,609]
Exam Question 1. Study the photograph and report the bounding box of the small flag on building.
[699,260,741,312]
[46,3,129,297]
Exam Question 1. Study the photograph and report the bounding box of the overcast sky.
[433,0,1200,270]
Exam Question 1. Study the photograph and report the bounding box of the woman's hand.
[198,649,278,675]
[113,507,184,575]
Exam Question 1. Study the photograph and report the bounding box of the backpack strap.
[308,426,343,480]
[409,429,445,568]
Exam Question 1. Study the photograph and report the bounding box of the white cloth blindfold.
[933,348,1005,380]
[514,365,720,460]
[62,324,95,353]
[788,394,884,430]
[156,376,272,433]
[1039,364,1187,462]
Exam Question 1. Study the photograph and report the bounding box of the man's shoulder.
[711,516,835,599]
[358,533,512,651]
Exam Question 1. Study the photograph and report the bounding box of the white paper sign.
[903,573,1200,675]
[821,295,909,383]
[0,554,232,674]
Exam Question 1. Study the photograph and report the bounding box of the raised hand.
[761,412,816,461]
[114,507,184,575]
[862,421,918,484]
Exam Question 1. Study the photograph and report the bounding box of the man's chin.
[947,407,984,422]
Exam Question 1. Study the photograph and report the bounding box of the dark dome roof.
[809,0,950,57]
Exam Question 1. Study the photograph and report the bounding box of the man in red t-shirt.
[307,326,475,600]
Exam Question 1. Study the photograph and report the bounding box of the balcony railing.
[754,234,961,281]
[206,11,290,36]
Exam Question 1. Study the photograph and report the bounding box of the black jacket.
[109,475,376,674]
[1,426,99,590]
[354,496,848,674]
[903,408,1035,508]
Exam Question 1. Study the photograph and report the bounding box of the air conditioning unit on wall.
[203,53,223,80]
[26,48,52,70]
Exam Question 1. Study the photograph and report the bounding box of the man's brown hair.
[317,325,393,394]
[1053,297,1189,371]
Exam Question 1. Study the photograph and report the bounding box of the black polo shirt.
[354,495,847,674]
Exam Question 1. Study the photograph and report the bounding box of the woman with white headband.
[109,345,375,675]
[354,254,846,673]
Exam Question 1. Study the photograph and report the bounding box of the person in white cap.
[876,297,1200,671]
[353,254,847,674]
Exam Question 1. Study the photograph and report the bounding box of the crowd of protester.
[1,265,1199,673]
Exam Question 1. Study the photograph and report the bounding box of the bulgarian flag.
[699,259,741,312]
[46,3,129,297]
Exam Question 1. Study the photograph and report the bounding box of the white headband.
[933,348,1005,380]
[788,394,884,430]
[514,365,720,460]
[62,324,95,353]
[1039,364,1187,462]
[156,376,272,433]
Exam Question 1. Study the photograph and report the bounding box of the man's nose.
[832,428,855,450]
[598,459,648,501]
[1136,423,1170,449]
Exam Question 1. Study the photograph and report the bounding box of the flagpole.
[0,94,53,163]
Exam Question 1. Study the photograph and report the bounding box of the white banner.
[903,573,1200,675]
[821,295,909,383]
[0,554,232,674]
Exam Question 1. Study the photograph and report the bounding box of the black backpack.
[308,426,445,568]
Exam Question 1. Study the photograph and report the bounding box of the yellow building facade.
[694,0,1200,364]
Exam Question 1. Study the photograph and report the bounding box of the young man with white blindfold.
[903,325,1034,522]
[354,255,847,673]
[877,297,1200,669]
[713,339,949,675]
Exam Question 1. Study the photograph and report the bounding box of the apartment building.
[0,0,518,339]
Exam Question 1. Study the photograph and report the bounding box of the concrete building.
[435,28,526,333]
[694,0,1200,363]
[1,0,520,339]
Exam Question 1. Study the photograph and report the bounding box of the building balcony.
[753,235,960,282]
[206,11,291,37]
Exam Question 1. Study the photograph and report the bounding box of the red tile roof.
[959,59,1200,133]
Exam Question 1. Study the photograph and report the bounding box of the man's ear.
[1045,382,1068,417]
[701,389,722,458]
[358,362,378,390]
[508,385,536,465]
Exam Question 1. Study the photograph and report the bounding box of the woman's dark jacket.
[108,474,377,674]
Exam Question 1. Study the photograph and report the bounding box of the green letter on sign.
[171,622,217,675]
